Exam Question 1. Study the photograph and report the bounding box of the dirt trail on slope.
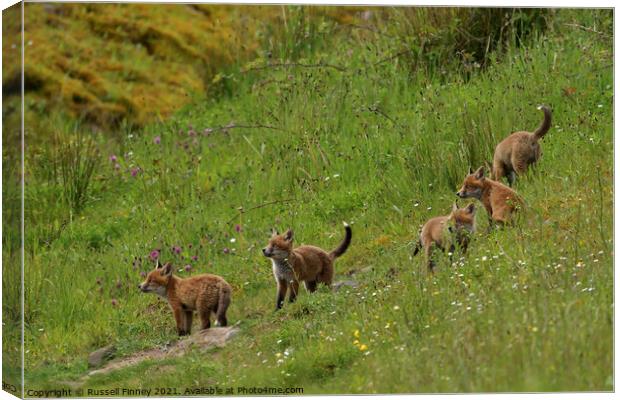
[88,326,239,377]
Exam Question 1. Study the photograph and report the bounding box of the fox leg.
[215,286,231,327]
[289,280,300,303]
[492,159,506,182]
[491,210,508,227]
[424,245,435,274]
[507,171,517,187]
[304,280,318,293]
[199,307,212,330]
[216,313,228,328]
[183,311,193,334]
[317,264,334,288]
[460,238,470,255]
[276,279,288,310]
[172,306,188,336]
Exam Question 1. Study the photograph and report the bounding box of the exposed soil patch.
[88,326,239,377]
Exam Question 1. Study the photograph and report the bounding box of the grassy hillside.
[3,6,613,394]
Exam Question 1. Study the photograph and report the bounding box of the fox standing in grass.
[262,222,352,310]
[492,105,552,186]
[139,261,232,336]
[457,166,524,226]
[413,202,476,273]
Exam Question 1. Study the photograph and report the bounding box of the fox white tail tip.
[342,221,350,227]
[537,105,544,110]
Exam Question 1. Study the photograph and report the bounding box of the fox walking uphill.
[492,105,552,186]
[262,223,352,310]
[139,262,232,336]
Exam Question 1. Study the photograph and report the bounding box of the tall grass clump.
[58,130,100,214]
[370,8,549,79]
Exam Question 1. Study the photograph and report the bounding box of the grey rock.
[88,345,116,368]
[333,280,359,291]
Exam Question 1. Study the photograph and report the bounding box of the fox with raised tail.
[492,105,552,186]
[413,202,476,273]
[262,222,352,310]
[139,261,232,336]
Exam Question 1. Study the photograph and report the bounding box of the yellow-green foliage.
[2,4,358,129]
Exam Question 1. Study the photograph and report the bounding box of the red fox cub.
[413,202,476,273]
[139,261,232,336]
[457,166,524,226]
[262,222,352,310]
[492,105,552,186]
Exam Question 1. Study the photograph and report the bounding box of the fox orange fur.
[492,105,552,186]
[457,166,524,226]
[139,262,232,336]
[413,202,476,273]
[262,222,352,310]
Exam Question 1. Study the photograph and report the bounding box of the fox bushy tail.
[534,105,552,140]
[329,222,352,259]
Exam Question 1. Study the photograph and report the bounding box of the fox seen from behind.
[139,261,232,336]
[413,202,476,273]
[262,222,352,310]
[492,105,552,186]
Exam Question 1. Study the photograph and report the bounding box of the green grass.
[4,7,613,394]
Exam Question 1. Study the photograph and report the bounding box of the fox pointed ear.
[162,262,173,276]
[474,166,485,179]
[271,228,279,237]
[452,202,459,212]
[284,229,293,241]
[466,203,476,214]
[469,166,474,174]
[156,260,163,269]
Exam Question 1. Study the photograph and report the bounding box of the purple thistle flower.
[111,298,119,307]
[191,255,198,261]
[140,271,147,278]
[223,247,230,254]
[235,224,242,233]
[130,167,140,177]
[114,163,121,170]
[172,246,182,255]
[153,136,161,144]
[149,250,160,261]
[188,129,197,137]
[109,154,117,163]
[184,264,192,272]
[188,243,193,249]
